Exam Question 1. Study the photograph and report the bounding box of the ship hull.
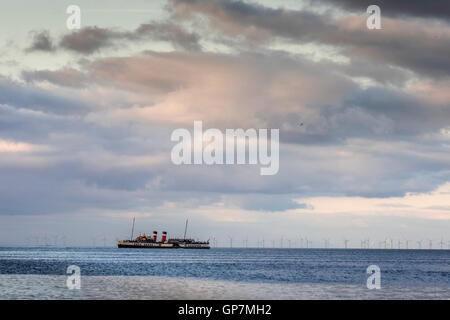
[178,243,210,249]
[117,240,210,249]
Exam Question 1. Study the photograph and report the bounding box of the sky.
[0,0,449,248]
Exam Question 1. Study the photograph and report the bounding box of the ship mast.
[130,217,135,241]
[183,219,188,240]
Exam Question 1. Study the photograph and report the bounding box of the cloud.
[10,45,449,202]
[60,26,120,54]
[0,77,91,115]
[293,182,450,220]
[313,0,450,20]
[0,139,47,153]
[1,0,450,247]
[84,50,449,142]
[170,0,450,78]
[22,68,89,88]
[58,22,201,54]
[4,41,448,218]
[87,51,356,128]
[26,30,54,52]
[134,22,202,51]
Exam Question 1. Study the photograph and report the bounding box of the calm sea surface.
[0,247,448,299]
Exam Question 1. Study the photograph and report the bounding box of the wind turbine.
[438,238,444,250]
[227,236,233,248]
[53,235,59,247]
[33,236,39,247]
[417,240,422,249]
[343,238,349,249]
[44,235,49,246]
[404,239,410,250]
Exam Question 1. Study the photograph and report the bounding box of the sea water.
[0,247,448,299]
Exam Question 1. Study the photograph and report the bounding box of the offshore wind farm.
[19,233,450,250]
